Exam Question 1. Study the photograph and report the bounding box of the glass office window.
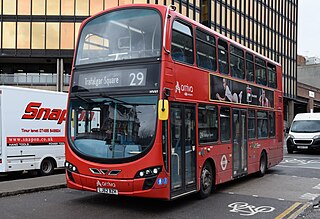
[3,22,16,49]
[46,23,60,49]
[89,0,103,15]
[18,0,31,15]
[17,22,31,49]
[32,22,45,49]
[47,0,60,15]
[104,0,118,9]
[3,0,16,15]
[61,23,75,49]
[119,0,132,4]
[61,0,75,15]
[76,0,89,16]
[74,23,81,47]
[32,0,45,15]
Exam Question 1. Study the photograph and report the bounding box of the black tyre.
[257,152,267,177]
[198,162,214,199]
[287,147,294,154]
[39,159,55,176]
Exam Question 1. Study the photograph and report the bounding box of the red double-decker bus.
[65,4,283,200]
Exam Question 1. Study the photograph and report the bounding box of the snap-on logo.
[21,102,66,124]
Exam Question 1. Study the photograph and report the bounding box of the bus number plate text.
[97,187,118,195]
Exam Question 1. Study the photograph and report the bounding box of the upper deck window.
[218,39,229,74]
[196,29,217,71]
[230,45,244,79]
[268,63,277,89]
[75,8,161,65]
[171,20,194,65]
[255,57,267,86]
[246,53,254,82]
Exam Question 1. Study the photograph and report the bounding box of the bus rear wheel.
[39,158,55,176]
[257,152,267,177]
[198,162,214,199]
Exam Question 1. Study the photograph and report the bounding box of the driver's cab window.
[171,20,194,65]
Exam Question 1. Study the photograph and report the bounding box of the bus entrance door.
[170,103,197,198]
[232,109,248,178]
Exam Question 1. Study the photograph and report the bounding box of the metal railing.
[0,73,70,86]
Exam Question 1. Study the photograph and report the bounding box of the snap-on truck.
[0,86,67,176]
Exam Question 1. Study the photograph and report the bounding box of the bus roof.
[79,3,281,67]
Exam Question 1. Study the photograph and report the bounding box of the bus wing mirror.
[158,99,169,121]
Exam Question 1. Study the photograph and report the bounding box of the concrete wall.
[297,64,320,88]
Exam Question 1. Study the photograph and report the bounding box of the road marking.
[287,203,312,219]
[252,195,258,197]
[228,202,275,216]
[275,202,301,219]
[277,165,320,170]
[278,198,285,201]
[300,193,320,200]
[312,184,320,190]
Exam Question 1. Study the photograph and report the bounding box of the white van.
[286,113,320,153]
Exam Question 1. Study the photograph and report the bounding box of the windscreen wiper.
[99,93,131,105]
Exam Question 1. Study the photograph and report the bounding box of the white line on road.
[312,184,320,190]
[300,193,320,200]
[277,165,320,170]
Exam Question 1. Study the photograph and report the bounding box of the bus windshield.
[69,95,157,161]
[75,8,162,65]
[291,120,320,133]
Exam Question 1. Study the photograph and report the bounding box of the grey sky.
[298,0,320,57]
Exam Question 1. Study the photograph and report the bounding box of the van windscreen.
[291,120,320,133]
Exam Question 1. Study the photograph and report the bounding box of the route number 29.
[129,72,144,86]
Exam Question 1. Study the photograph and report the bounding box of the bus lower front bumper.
[66,170,169,199]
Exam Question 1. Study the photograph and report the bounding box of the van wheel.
[198,162,214,199]
[257,152,267,177]
[287,148,294,154]
[39,159,55,176]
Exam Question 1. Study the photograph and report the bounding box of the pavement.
[0,173,66,197]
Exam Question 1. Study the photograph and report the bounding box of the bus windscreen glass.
[75,8,162,65]
[69,95,157,161]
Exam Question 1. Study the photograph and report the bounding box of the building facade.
[0,0,298,122]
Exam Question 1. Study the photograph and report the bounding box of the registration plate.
[297,146,308,149]
[97,187,118,195]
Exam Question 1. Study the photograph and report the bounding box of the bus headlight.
[65,161,79,173]
[135,166,162,178]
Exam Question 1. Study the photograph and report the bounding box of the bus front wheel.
[198,162,214,199]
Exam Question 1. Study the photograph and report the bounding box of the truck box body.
[0,86,67,174]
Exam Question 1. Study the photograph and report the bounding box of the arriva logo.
[175,81,194,97]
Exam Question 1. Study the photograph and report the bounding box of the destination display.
[210,74,274,108]
[77,68,147,90]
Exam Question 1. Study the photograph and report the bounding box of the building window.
[32,22,45,49]
[61,0,75,16]
[61,23,75,49]
[17,22,31,49]
[3,22,16,49]
[46,23,60,49]
[32,0,45,15]
[76,0,89,16]
[18,0,31,15]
